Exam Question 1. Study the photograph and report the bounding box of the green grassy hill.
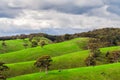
[5,46,120,78]
[0,37,120,80]
[8,63,120,80]
[0,39,31,54]
[0,37,53,54]
[0,38,88,63]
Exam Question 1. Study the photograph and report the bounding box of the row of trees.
[1,28,120,44]
[0,38,47,53]
[29,36,51,48]
[0,33,73,43]
[22,37,48,49]
[80,28,120,46]
[85,39,101,66]
[85,38,120,66]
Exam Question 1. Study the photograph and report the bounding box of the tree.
[88,44,101,58]
[106,51,120,63]
[23,39,29,49]
[31,41,38,47]
[64,34,71,40]
[93,49,101,58]
[34,55,52,74]
[1,41,7,53]
[39,41,46,48]
[85,54,96,66]
[23,43,28,49]
[0,62,9,80]
[2,41,7,47]
[18,34,27,39]
[88,43,99,52]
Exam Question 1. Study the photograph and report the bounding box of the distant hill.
[75,28,120,46]
[1,28,120,44]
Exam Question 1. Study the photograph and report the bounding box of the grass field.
[0,37,120,80]
[0,39,31,54]
[4,46,120,78]
[0,38,88,63]
[8,63,120,80]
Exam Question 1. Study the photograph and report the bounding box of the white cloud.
[0,9,120,33]
[0,0,120,35]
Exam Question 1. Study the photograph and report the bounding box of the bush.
[106,51,120,63]
[85,54,96,66]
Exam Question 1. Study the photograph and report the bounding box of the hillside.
[78,28,120,46]
[0,39,31,54]
[0,37,119,80]
[8,63,120,80]
[0,38,88,63]
[0,0,120,79]
[4,46,120,78]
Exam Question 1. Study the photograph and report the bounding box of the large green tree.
[38,41,46,48]
[34,55,52,74]
[85,54,96,66]
[0,62,9,80]
[88,39,101,58]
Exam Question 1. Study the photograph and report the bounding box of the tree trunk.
[45,66,48,74]
[39,68,42,72]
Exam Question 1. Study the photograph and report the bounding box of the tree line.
[0,33,73,43]
[1,28,120,45]
[85,38,120,66]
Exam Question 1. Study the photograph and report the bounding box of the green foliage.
[88,39,101,58]
[93,49,101,58]
[0,62,9,72]
[31,37,52,48]
[34,55,52,74]
[80,28,120,46]
[106,51,120,63]
[38,41,46,48]
[85,54,96,66]
[0,62,9,80]
[23,43,29,49]
[31,40,38,47]
[23,40,29,49]
[2,41,7,47]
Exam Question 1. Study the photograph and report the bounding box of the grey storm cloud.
[0,0,104,17]
[0,0,120,36]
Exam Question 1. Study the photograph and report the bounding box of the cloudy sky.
[0,0,120,36]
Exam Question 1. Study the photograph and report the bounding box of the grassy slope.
[0,39,31,54]
[8,63,120,80]
[0,38,88,63]
[5,46,120,78]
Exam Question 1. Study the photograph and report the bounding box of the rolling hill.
[8,63,120,80]
[0,39,31,54]
[4,46,120,78]
[0,38,88,63]
[0,37,119,80]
